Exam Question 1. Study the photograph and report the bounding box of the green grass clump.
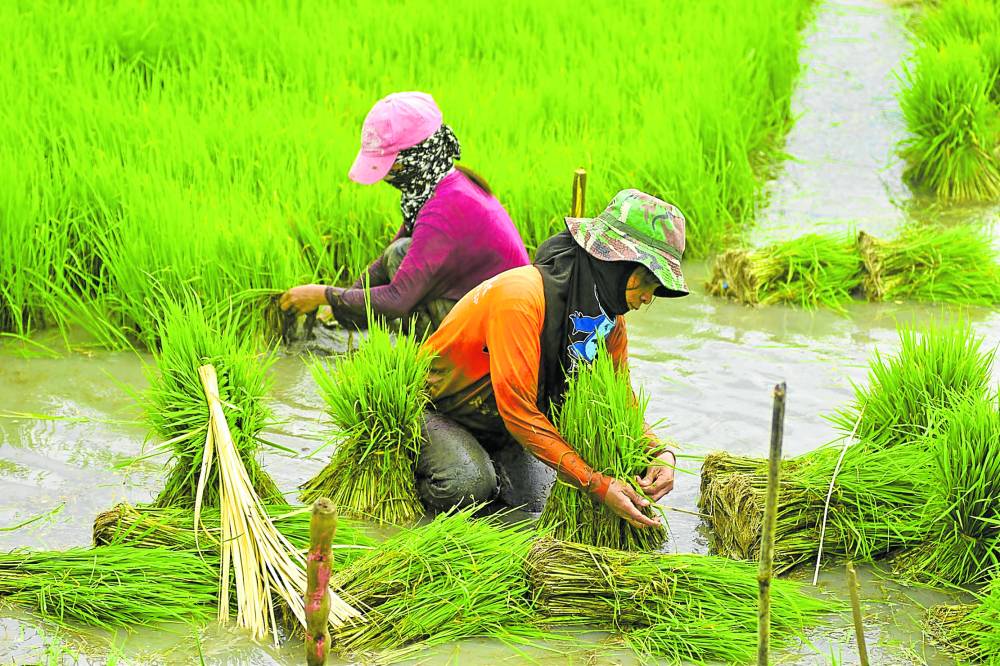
[898,0,1000,201]
[143,296,284,508]
[0,546,216,630]
[705,233,864,311]
[92,502,375,569]
[701,321,993,573]
[858,226,1000,305]
[527,538,834,664]
[2,0,813,345]
[537,347,666,550]
[330,508,549,664]
[893,395,1000,586]
[300,316,432,524]
[927,576,1000,663]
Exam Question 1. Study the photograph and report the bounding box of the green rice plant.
[705,233,864,311]
[537,345,667,551]
[893,395,1000,586]
[701,321,991,570]
[300,315,432,524]
[329,508,551,664]
[2,0,813,345]
[919,0,1000,50]
[858,226,1000,305]
[526,538,835,664]
[926,576,1000,663]
[92,502,375,569]
[898,39,1000,201]
[143,296,284,508]
[0,546,216,630]
[829,319,994,450]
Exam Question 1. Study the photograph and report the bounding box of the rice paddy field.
[3,0,1000,664]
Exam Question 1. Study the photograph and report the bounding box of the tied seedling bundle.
[300,314,432,524]
[144,297,283,507]
[858,225,1000,306]
[537,345,667,550]
[330,508,551,664]
[926,576,1000,663]
[93,502,375,569]
[700,320,994,572]
[705,233,863,311]
[899,1,1000,201]
[893,394,1000,586]
[0,546,216,630]
[526,538,834,664]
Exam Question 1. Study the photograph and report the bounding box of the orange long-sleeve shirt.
[423,265,635,499]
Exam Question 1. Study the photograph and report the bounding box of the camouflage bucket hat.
[565,189,689,296]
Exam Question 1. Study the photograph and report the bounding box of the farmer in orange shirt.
[417,189,686,525]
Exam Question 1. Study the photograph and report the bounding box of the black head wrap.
[533,231,639,417]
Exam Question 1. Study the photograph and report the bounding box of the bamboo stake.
[571,168,587,218]
[846,561,870,666]
[305,498,337,666]
[757,382,786,666]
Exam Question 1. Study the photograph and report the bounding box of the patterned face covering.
[384,125,461,233]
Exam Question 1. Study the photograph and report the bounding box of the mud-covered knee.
[417,412,498,511]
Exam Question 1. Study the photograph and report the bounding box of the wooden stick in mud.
[571,168,587,217]
[846,561,870,666]
[305,497,338,666]
[757,382,787,666]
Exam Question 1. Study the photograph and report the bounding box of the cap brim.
[348,150,397,185]
[565,216,689,297]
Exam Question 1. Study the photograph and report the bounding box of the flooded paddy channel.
[2,0,999,663]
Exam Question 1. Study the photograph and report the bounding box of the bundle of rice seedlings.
[195,363,359,642]
[92,502,375,569]
[144,296,284,508]
[0,546,216,630]
[705,234,863,311]
[926,577,1000,663]
[329,508,548,664]
[700,321,992,571]
[899,40,1000,201]
[526,538,834,664]
[300,315,432,524]
[858,226,1000,306]
[893,395,1000,586]
[536,346,667,551]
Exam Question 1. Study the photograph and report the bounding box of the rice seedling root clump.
[537,343,667,551]
[526,538,835,663]
[705,233,863,311]
[926,576,1000,663]
[300,315,432,525]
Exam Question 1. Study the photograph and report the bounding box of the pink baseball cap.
[348,92,443,185]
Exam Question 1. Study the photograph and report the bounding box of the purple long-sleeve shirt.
[339,170,530,318]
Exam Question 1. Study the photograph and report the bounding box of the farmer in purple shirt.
[280,92,529,334]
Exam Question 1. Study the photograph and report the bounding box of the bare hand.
[602,479,661,529]
[636,450,676,501]
[279,284,327,315]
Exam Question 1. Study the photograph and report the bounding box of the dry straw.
[537,343,668,551]
[300,313,432,524]
[195,363,359,644]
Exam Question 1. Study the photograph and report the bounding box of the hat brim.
[565,216,689,297]
[348,150,397,185]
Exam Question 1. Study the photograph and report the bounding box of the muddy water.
[2,0,1000,664]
